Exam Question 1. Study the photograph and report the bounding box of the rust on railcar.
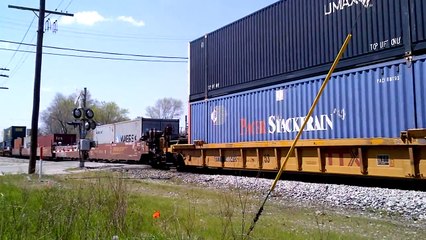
[90,141,149,161]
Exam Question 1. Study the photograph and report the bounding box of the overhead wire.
[0,17,189,42]
[9,34,38,79]
[55,0,66,10]
[0,47,187,63]
[4,16,36,68]
[0,39,188,59]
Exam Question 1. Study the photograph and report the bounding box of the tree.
[40,93,78,134]
[146,98,183,119]
[92,101,130,124]
[41,90,130,134]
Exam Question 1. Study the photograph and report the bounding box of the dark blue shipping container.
[190,0,426,101]
[141,118,180,140]
[3,126,26,149]
[411,0,426,52]
[189,55,426,144]
[189,37,207,99]
[414,55,426,128]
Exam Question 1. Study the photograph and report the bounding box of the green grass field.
[0,172,424,240]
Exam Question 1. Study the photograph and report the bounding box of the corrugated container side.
[191,57,416,143]
[414,55,426,128]
[141,118,180,140]
[411,0,426,50]
[190,101,207,143]
[159,120,180,140]
[53,134,76,146]
[38,135,54,147]
[115,119,142,143]
[189,37,206,101]
[38,134,75,147]
[3,126,26,148]
[23,136,31,148]
[14,138,22,149]
[93,124,115,144]
[190,0,415,99]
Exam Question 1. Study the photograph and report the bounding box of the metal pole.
[29,0,46,174]
[39,147,43,179]
[79,88,87,168]
[246,34,353,237]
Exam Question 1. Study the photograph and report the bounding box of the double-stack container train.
[2,0,426,181]
[176,0,426,180]
[90,117,180,164]
[1,118,181,167]
[0,129,77,159]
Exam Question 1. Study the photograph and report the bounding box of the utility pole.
[9,2,73,174]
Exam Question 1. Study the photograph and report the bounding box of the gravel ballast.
[115,168,426,223]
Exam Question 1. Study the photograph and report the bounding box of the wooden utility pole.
[9,2,73,174]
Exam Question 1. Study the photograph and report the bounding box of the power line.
[0,39,188,59]
[0,18,190,42]
[57,29,190,41]
[63,0,74,12]
[5,16,36,68]
[55,0,66,10]
[9,34,38,79]
[0,47,187,63]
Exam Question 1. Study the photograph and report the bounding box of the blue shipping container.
[190,0,426,101]
[414,55,426,128]
[189,101,208,142]
[190,55,426,144]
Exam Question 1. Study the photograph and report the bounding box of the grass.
[0,172,424,240]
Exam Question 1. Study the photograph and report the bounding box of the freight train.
[1,118,183,168]
[2,0,426,180]
[179,0,426,180]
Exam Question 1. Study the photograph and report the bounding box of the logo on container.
[116,134,137,143]
[211,106,226,125]
[324,0,372,16]
[240,111,346,136]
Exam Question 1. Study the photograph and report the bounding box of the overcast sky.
[0,0,278,140]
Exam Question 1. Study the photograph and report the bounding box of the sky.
[0,0,278,140]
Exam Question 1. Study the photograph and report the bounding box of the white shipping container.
[114,118,142,143]
[93,124,115,144]
[23,136,31,148]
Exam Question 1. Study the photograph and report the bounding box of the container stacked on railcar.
[190,0,426,100]
[189,0,426,143]
[191,56,426,143]
[181,0,426,179]
[3,126,26,150]
[1,126,26,155]
[90,118,180,161]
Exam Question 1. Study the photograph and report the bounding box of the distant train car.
[2,126,26,156]
[90,118,180,163]
[15,134,77,160]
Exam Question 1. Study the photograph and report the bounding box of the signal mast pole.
[9,1,73,174]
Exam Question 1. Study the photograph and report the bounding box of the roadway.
[0,156,132,175]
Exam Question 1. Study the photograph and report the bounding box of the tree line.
[40,89,183,135]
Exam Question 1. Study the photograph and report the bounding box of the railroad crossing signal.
[72,107,97,131]
[67,87,96,168]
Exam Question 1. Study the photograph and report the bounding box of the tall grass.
[0,174,145,239]
[0,172,419,240]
